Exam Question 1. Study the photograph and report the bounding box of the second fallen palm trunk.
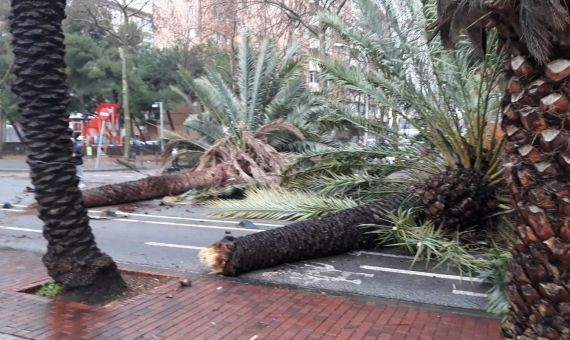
[82,163,234,208]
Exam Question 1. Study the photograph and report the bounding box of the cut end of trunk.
[546,59,570,82]
[199,247,225,274]
[199,237,237,276]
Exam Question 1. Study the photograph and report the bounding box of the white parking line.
[0,225,41,233]
[452,285,488,298]
[111,218,266,232]
[351,251,415,260]
[7,205,284,228]
[145,242,205,250]
[0,208,25,212]
[360,265,484,283]
[89,210,284,228]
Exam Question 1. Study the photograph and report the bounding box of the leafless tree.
[71,0,152,158]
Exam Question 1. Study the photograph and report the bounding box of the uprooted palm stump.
[82,163,235,208]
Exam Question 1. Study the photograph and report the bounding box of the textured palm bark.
[433,2,570,338]
[502,56,570,339]
[82,163,234,208]
[200,192,420,276]
[10,0,125,293]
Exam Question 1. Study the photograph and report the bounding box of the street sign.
[97,108,112,121]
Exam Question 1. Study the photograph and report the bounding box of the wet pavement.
[0,169,492,312]
[0,248,501,339]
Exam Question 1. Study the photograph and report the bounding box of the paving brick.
[0,248,501,340]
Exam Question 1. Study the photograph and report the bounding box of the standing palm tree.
[432,1,570,338]
[10,0,125,296]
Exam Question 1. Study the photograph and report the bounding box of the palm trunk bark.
[82,163,234,208]
[200,166,492,276]
[200,192,419,275]
[501,55,570,339]
[10,0,125,294]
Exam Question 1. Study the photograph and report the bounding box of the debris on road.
[179,279,192,287]
[238,220,257,229]
[2,203,12,209]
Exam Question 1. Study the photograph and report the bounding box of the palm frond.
[367,208,487,276]
[322,0,505,177]
[265,77,305,120]
[478,248,512,317]
[237,33,255,111]
[207,188,358,221]
[183,116,223,144]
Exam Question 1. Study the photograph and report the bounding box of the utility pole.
[0,107,4,159]
[153,102,164,153]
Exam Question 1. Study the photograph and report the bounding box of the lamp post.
[152,102,164,153]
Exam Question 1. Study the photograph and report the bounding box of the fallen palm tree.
[200,191,418,275]
[82,163,235,208]
[200,0,509,276]
[82,35,325,207]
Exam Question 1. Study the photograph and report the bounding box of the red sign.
[96,103,120,121]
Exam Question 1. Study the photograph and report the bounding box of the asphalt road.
[0,170,492,313]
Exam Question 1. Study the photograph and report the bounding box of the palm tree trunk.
[500,55,570,339]
[200,192,419,275]
[10,0,126,294]
[82,163,234,208]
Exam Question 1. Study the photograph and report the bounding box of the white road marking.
[0,208,25,212]
[350,250,416,260]
[88,210,284,228]
[111,218,266,232]
[6,205,284,228]
[145,242,205,250]
[0,225,41,233]
[452,284,488,298]
[89,175,143,177]
[264,263,374,285]
[360,265,485,283]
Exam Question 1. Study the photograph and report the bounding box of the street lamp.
[152,102,164,153]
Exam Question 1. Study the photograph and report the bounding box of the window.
[309,71,319,83]
[215,33,227,44]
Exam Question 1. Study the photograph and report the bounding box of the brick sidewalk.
[0,248,501,339]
